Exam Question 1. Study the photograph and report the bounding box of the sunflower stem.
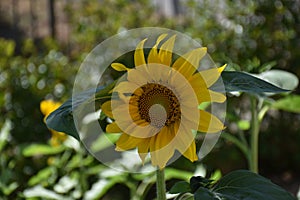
[156,168,167,200]
[250,96,260,173]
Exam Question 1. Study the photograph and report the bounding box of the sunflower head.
[102,34,226,169]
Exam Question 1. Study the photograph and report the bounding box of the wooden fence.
[0,0,70,42]
[0,0,181,43]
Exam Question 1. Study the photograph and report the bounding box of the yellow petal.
[198,110,225,133]
[174,123,195,154]
[111,63,130,71]
[115,134,140,151]
[182,141,198,162]
[106,122,121,133]
[146,63,171,82]
[180,105,199,127]
[124,123,159,140]
[113,81,139,94]
[172,47,207,79]
[147,34,167,64]
[127,67,149,85]
[208,90,226,103]
[40,100,61,117]
[150,127,175,169]
[218,64,226,73]
[158,35,176,67]
[188,72,208,90]
[198,64,226,87]
[189,86,226,103]
[134,38,147,67]
[101,101,113,118]
[137,138,151,163]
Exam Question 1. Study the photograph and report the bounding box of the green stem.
[221,132,249,156]
[258,105,269,122]
[156,168,167,200]
[250,96,260,173]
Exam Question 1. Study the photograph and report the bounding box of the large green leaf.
[272,95,300,113]
[221,71,289,94]
[172,170,296,200]
[201,170,295,200]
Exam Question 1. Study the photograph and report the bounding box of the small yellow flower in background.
[40,100,67,146]
[101,34,226,169]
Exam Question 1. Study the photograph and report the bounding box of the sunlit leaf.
[91,134,119,152]
[221,71,289,94]
[165,168,194,181]
[258,70,299,91]
[83,176,125,200]
[272,95,300,113]
[0,182,18,196]
[23,185,68,200]
[28,167,56,186]
[237,120,250,130]
[23,144,64,157]
[0,119,12,152]
[54,176,77,193]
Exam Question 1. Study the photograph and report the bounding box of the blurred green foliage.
[0,0,299,199]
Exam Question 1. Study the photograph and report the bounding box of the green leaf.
[190,176,213,193]
[169,181,191,194]
[221,71,289,94]
[23,185,67,200]
[54,176,77,194]
[194,187,217,200]
[83,177,125,199]
[258,70,299,91]
[46,83,113,140]
[0,119,12,152]
[211,170,296,200]
[46,90,98,140]
[0,182,18,195]
[237,120,250,130]
[28,167,56,186]
[272,95,300,113]
[22,144,64,157]
[165,168,194,181]
[90,133,119,152]
[258,61,277,73]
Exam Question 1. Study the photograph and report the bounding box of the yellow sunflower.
[40,100,67,146]
[101,34,226,169]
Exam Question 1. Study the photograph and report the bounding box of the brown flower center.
[130,83,181,127]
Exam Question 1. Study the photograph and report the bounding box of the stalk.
[156,168,167,200]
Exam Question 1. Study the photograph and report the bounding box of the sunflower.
[101,34,226,169]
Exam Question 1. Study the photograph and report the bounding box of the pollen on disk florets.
[130,83,181,128]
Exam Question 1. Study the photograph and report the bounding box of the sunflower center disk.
[132,83,181,128]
